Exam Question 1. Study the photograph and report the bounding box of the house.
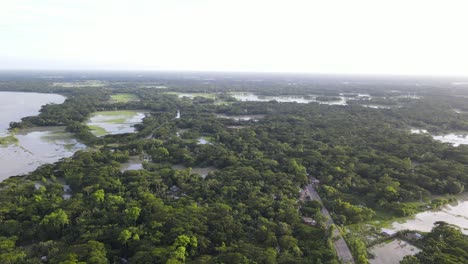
[302,217,317,225]
[406,232,424,240]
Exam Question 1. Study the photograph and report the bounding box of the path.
[300,180,355,264]
[146,109,180,139]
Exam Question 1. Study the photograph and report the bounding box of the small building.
[406,232,424,240]
[303,217,317,225]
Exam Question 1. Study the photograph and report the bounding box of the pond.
[86,110,146,136]
[0,127,85,181]
[389,194,468,235]
[369,239,421,264]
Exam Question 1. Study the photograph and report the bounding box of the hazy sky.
[1,0,467,76]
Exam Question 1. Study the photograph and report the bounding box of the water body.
[198,137,211,145]
[120,156,144,172]
[0,92,86,181]
[369,239,421,264]
[172,164,216,179]
[389,195,468,235]
[432,133,468,147]
[0,92,65,135]
[231,92,349,105]
[231,92,316,104]
[87,110,146,136]
[216,114,265,121]
[410,129,468,147]
[0,127,85,181]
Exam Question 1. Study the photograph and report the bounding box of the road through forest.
[300,181,355,264]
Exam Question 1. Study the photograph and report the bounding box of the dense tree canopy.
[0,74,467,263]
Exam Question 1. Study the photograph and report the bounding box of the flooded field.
[197,137,211,145]
[87,110,146,136]
[120,156,144,172]
[231,92,316,104]
[0,92,83,181]
[389,194,468,235]
[172,164,216,179]
[231,92,349,105]
[369,239,421,264]
[0,127,85,181]
[216,114,265,121]
[432,133,468,147]
[167,92,216,99]
[410,129,468,146]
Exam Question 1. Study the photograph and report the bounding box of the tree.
[41,209,69,229]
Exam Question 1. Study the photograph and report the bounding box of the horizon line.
[0,68,467,79]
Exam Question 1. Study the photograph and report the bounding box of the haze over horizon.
[1,0,468,77]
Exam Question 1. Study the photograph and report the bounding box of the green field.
[87,125,108,137]
[109,93,140,103]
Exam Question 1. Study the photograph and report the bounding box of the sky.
[1,0,467,76]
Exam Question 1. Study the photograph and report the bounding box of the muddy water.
[389,194,468,235]
[216,114,265,121]
[410,129,468,147]
[0,91,65,135]
[369,239,421,264]
[0,92,86,181]
[0,127,85,181]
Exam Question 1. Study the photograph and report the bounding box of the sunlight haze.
[1,0,467,76]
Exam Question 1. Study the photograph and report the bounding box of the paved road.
[300,183,355,264]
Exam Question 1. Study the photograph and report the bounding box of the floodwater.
[432,133,468,147]
[0,91,65,135]
[172,164,216,179]
[231,92,348,105]
[197,137,211,145]
[120,156,144,172]
[87,110,146,136]
[216,114,265,121]
[369,239,421,264]
[0,92,85,181]
[389,194,468,235]
[410,129,468,146]
[0,127,85,181]
[231,92,316,104]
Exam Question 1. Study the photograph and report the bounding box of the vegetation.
[401,222,468,264]
[0,73,468,263]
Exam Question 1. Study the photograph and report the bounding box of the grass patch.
[110,93,140,103]
[88,125,108,137]
[0,134,18,146]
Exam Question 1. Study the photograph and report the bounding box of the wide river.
[0,92,85,181]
